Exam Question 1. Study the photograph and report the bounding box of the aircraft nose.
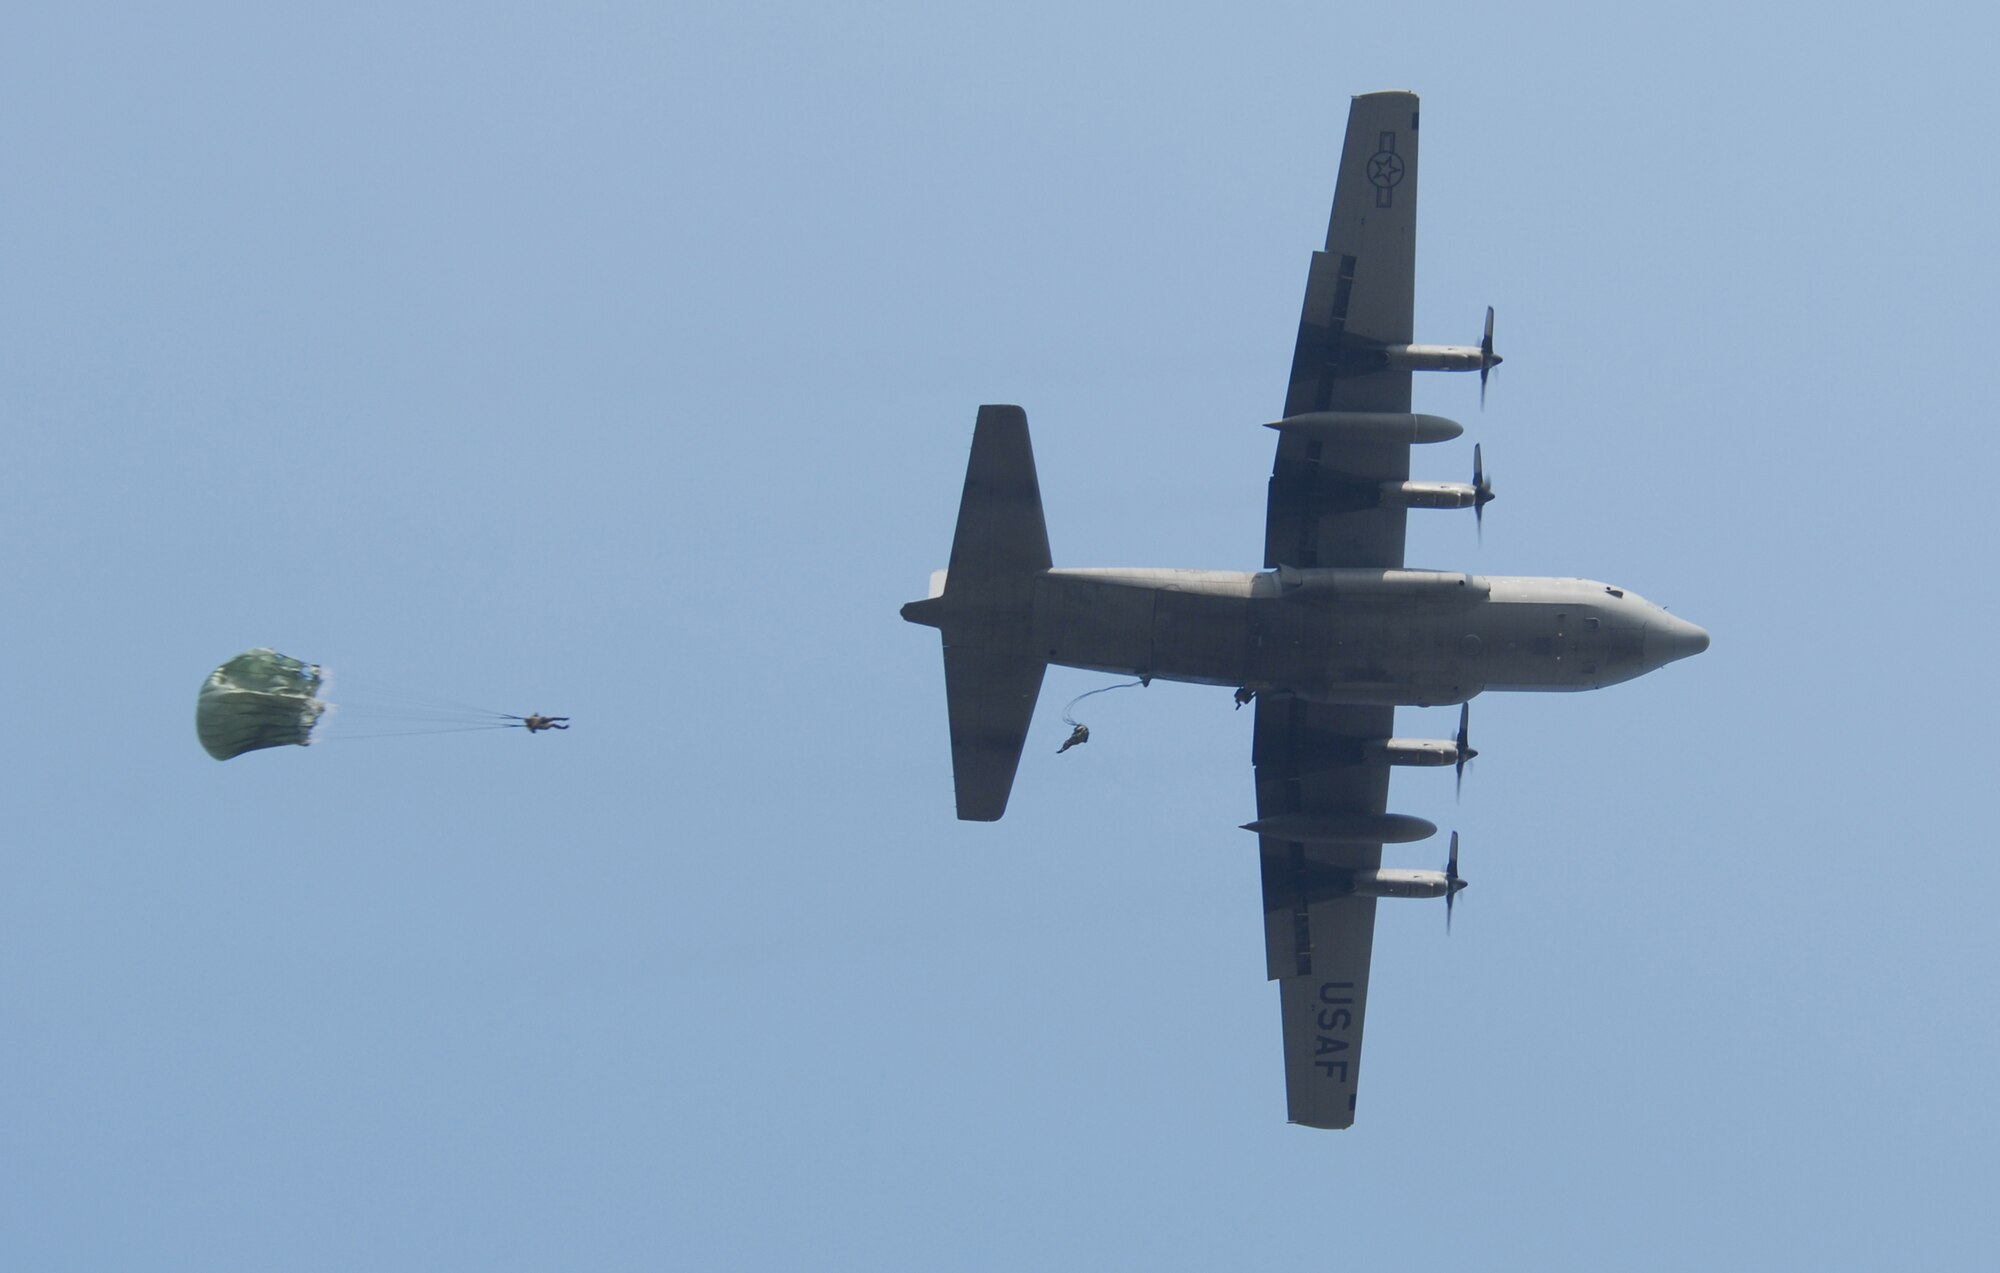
[1646,613,1710,666]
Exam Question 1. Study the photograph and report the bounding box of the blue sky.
[5,3,1996,1269]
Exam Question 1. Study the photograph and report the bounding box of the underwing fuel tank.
[1263,411,1463,445]
[1240,812,1436,844]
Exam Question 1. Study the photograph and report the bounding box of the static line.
[1061,679,1145,728]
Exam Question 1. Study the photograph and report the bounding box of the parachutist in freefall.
[522,714,570,732]
[1058,723,1089,753]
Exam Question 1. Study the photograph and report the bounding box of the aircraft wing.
[1253,695,1392,1129]
[1253,93,1429,1127]
[1265,90,1420,571]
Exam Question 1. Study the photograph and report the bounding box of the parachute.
[196,648,563,759]
[196,648,327,761]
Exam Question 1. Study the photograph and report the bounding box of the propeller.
[1454,703,1478,799]
[1472,444,1495,540]
[1479,306,1501,407]
[1444,831,1467,934]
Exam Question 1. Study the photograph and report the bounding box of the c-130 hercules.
[902,92,1709,1129]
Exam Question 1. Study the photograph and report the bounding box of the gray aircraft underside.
[913,565,1707,704]
[902,91,1708,1129]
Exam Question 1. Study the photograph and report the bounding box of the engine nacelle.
[1361,737,1459,768]
[1382,343,1487,372]
[1379,480,1478,510]
[1347,868,1452,899]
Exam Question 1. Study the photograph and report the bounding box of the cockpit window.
[1604,587,1624,598]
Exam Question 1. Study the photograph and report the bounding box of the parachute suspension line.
[325,676,512,722]
[320,676,523,736]
[320,708,515,724]
[312,723,520,742]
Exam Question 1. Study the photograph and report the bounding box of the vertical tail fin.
[902,405,1053,821]
[945,405,1051,581]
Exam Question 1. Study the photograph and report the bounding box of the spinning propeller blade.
[1472,444,1495,541]
[1479,306,1500,407]
[1454,703,1478,799]
[1445,831,1464,934]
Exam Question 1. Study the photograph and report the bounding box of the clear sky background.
[5,3,1995,1269]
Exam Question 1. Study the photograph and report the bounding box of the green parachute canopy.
[196,648,327,760]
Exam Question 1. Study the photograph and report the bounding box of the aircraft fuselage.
[1027,567,1707,706]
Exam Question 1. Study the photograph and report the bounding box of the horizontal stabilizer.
[909,405,1054,820]
[942,643,1046,821]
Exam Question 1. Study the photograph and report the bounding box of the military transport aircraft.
[901,91,1708,1129]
